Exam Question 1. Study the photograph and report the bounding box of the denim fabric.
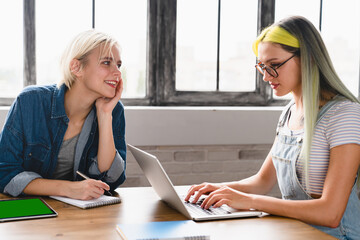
[272,99,360,239]
[0,84,126,196]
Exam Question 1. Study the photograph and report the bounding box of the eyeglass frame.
[255,54,296,78]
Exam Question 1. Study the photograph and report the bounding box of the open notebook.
[50,195,121,209]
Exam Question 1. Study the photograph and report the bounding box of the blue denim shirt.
[0,84,126,196]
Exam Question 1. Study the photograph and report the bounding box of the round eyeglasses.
[255,54,296,78]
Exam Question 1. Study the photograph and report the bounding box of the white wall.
[0,106,283,146]
[0,107,8,130]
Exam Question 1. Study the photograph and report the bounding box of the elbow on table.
[321,212,343,228]
[314,198,347,228]
[325,220,341,229]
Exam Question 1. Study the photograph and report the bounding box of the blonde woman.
[0,30,126,200]
[185,16,360,239]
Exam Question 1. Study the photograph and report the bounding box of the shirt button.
[296,137,303,143]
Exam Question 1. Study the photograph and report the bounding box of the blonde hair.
[58,29,120,89]
[253,16,360,191]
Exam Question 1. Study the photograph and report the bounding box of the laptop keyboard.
[184,197,232,216]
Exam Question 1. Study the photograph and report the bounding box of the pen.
[76,170,112,196]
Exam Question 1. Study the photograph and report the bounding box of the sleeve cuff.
[88,151,125,183]
[4,171,42,197]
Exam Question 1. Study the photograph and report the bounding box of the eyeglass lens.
[256,64,277,77]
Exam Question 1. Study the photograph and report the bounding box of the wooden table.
[0,186,335,240]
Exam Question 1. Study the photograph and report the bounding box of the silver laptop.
[128,144,263,221]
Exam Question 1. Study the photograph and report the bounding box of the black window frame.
[133,0,283,106]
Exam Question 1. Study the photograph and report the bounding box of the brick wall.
[123,144,281,198]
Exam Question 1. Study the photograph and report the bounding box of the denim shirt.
[0,84,126,196]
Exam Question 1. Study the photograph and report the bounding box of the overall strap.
[276,100,294,134]
[276,95,345,134]
[315,95,345,125]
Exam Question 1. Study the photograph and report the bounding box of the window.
[176,0,258,93]
[0,0,23,102]
[219,0,258,92]
[273,0,322,100]
[1,0,277,106]
[321,0,360,97]
[176,0,218,91]
[275,0,360,98]
[96,0,147,98]
[36,0,91,87]
[36,0,147,99]
[3,0,359,106]
[275,0,320,27]
[148,0,275,106]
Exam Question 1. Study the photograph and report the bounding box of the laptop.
[128,144,263,221]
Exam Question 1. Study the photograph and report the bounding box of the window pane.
[36,0,92,86]
[275,0,321,28]
[0,0,23,98]
[274,0,321,100]
[96,0,147,98]
[321,0,359,97]
[176,0,218,91]
[219,0,257,92]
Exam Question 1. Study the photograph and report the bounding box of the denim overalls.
[272,99,360,239]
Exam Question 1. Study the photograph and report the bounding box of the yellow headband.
[252,26,300,57]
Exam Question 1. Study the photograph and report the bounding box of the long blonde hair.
[253,16,360,190]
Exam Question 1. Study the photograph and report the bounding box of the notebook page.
[50,195,121,209]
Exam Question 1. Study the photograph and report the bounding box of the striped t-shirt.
[283,100,360,195]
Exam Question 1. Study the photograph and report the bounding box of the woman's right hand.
[184,182,224,203]
[66,179,110,200]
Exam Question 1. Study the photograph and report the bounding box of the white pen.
[76,170,112,196]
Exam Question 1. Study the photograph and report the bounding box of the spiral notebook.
[50,195,121,209]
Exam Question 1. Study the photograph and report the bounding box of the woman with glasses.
[0,30,126,200]
[185,16,360,239]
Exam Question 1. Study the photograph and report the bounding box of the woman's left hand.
[201,186,253,210]
[96,77,123,115]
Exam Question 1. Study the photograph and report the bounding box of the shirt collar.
[51,84,68,119]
